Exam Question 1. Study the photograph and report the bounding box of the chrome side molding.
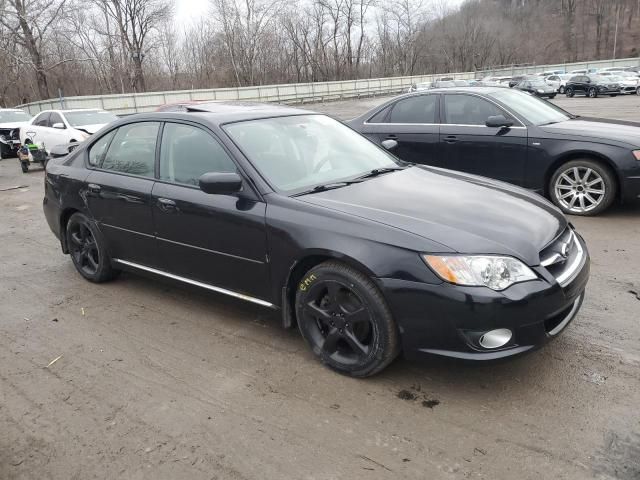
[112,259,276,309]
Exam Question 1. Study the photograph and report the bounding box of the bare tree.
[0,0,67,99]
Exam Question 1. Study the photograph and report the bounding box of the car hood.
[539,118,640,146]
[298,167,566,266]
[0,121,30,129]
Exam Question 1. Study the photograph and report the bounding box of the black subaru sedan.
[350,87,640,215]
[43,103,589,377]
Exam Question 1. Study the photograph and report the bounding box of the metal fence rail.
[17,56,640,115]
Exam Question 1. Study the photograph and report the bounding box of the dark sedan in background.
[515,78,557,98]
[565,75,620,98]
[349,87,640,215]
[43,102,588,377]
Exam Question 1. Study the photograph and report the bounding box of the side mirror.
[381,139,398,150]
[199,172,242,195]
[486,115,514,128]
[52,122,65,129]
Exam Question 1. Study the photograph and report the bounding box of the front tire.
[610,94,617,97]
[588,87,598,98]
[66,212,117,282]
[559,85,565,94]
[566,87,574,97]
[549,160,617,216]
[295,261,400,377]
[20,161,29,173]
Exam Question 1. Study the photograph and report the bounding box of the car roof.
[121,101,318,125]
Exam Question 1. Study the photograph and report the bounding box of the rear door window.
[101,122,160,177]
[88,130,117,167]
[387,95,438,124]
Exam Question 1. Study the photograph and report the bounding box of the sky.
[174,0,211,26]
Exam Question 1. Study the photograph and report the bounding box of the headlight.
[537,89,544,93]
[422,255,537,291]
[633,150,640,161]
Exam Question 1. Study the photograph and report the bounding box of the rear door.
[25,112,49,145]
[439,93,528,185]
[84,121,160,267]
[151,121,270,300]
[357,94,441,167]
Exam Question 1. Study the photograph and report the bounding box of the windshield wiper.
[291,180,363,197]
[354,166,406,180]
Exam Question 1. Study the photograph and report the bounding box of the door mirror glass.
[485,115,514,128]
[381,139,398,150]
[52,122,65,129]
[199,172,242,195]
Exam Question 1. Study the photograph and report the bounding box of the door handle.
[385,134,398,140]
[87,183,101,194]
[157,197,177,212]
[443,135,458,144]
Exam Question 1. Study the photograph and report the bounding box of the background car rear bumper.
[377,253,589,362]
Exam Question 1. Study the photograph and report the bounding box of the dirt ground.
[1,94,639,480]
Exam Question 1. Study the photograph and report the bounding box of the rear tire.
[295,261,400,377]
[549,159,617,216]
[559,85,565,94]
[66,212,117,283]
[588,87,598,98]
[566,87,574,97]
[549,94,556,99]
[610,94,618,97]
[20,161,29,173]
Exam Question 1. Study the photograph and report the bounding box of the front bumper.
[379,238,590,362]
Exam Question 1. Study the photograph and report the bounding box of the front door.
[151,122,270,301]
[84,121,160,267]
[439,93,528,186]
[357,94,442,167]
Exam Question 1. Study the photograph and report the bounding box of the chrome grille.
[539,229,584,287]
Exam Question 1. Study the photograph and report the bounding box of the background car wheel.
[20,161,29,173]
[295,260,400,377]
[636,86,640,95]
[566,87,574,97]
[588,87,598,98]
[66,212,117,283]
[610,94,617,97]
[559,86,565,94]
[549,94,556,99]
[549,159,616,216]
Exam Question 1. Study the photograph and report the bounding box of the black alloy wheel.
[296,261,400,377]
[566,87,574,97]
[66,212,117,282]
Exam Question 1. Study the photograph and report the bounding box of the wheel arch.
[280,250,378,329]
[544,151,621,199]
[59,207,81,254]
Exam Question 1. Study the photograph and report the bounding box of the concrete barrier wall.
[17,57,640,115]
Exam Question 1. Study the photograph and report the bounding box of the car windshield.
[607,76,623,82]
[64,110,118,127]
[453,80,468,86]
[0,111,32,123]
[489,89,571,126]
[224,114,401,193]
[436,81,456,87]
[529,79,547,86]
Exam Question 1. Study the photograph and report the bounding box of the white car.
[545,74,573,94]
[0,108,32,158]
[599,73,639,94]
[20,109,118,152]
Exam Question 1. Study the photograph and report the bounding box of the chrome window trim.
[364,92,528,128]
[112,259,276,308]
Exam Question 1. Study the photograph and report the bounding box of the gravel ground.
[1,94,639,480]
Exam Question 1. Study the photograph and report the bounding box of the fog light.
[479,329,512,349]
